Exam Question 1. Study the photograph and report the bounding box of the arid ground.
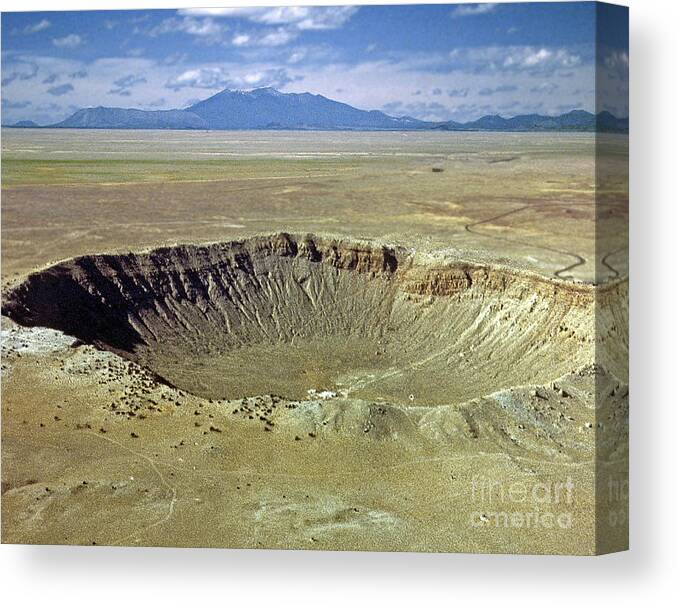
[1,129,628,553]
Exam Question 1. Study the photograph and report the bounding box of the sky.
[1,3,629,125]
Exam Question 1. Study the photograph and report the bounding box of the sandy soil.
[1,130,628,284]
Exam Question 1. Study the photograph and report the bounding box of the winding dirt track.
[464,201,622,281]
[601,248,623,280]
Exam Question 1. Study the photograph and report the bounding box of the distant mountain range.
[4,87,628,133]
[434,109,628,133]
[10,119,40,128]
[52,107,208,130]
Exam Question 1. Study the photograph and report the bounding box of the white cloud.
[529,82,559,94]
[150,17,227,44]
[165,67,228,90]
[259,28,297,46]
[602,49,629,80]
[229,27,297,47]
[163,6,357,48]
[232,34,251,47]
[451,3,498,18]
[604,50,629,69]
[179,6,358,30]
[447,46,582,75]
[22,19,51,34]
[382,100,451,122]
[287,49,307,64]
[52,34,83,49]
[509,47,581,70]
[164,66,298,92]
